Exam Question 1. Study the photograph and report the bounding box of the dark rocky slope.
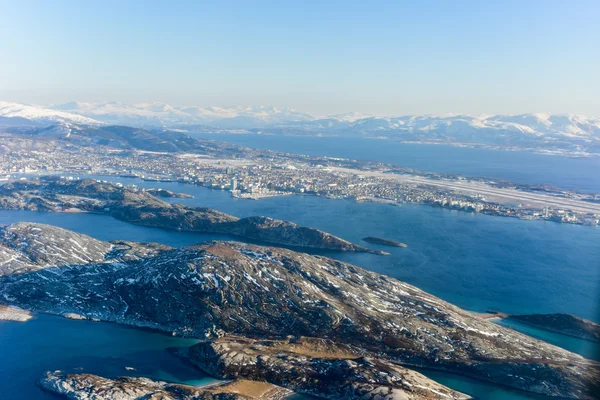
[363,236,407,247]
[0,177,384,254]
[183,336,470,399]
[0,222,598,398]
[12,124,250,158]
[0,221,169,276]
[507,313,600,343]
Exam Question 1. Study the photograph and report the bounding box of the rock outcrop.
[0,222,169,276]
[40,371,291,400]
[0,222,598,398]
[183,336,470,399]
[0,305,32,321]
[0,177,384,254]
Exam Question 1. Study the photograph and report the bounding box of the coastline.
[5,172,599,228]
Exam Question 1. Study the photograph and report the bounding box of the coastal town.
[1,136,599,226]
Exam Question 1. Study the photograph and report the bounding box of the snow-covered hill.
[1,100,599,153]
[341,113,600,140]
[0,101,101,125]
[48,102,600,139]
[50,101,314,127]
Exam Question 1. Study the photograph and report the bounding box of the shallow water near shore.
[495,319,600,361]
[0,314,216,400]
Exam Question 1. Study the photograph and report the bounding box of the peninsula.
[0,177,385,255]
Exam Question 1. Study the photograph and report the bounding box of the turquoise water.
[1,176,599,399]
[495,319,600,361]
[189,134,600,192]
[0,314,216,400]
[415,369,555,400]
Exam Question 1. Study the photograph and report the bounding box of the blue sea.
[2,139,600,399]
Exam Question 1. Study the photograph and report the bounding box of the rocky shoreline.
[479,311,600,343]
[0,177,386,255]
[507,313,600,343]
[40,371,293,400]
[0,305,32,322]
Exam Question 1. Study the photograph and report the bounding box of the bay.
[0,314,215,400]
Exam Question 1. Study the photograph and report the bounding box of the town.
[1,137,599,226]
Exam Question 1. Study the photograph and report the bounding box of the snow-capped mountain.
[0,101,101,125]
[342,113,600,140]
[1,100,599,153]
[50,101,314,127]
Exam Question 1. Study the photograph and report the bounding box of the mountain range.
[1,101,599,153]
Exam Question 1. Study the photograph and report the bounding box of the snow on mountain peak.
[0,101,101,125]
[1,100,599,146]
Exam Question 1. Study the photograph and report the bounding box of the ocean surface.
[189,133,600,193]
[1,175,599,399]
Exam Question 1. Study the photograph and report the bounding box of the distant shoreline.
[186,132,600,159]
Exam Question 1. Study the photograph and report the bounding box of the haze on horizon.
[1,0,598,117]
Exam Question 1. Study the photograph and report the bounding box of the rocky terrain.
[0,222,598,398]
[0,305,32,321]
[0,221,170,276]
[0,119,251,158]
[145,187,194,198]
[182,336,469,399]
[40,371,292,400]
[507,313,600,343]
[362,236,408,248]
[0,177,384,254]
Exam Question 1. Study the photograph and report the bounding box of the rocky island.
[0,222,598,399]
[0,177,386,255]
[362,236,408,248]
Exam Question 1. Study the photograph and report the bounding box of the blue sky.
[1,0,598,115]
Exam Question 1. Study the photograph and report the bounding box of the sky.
[0,0,598,116]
